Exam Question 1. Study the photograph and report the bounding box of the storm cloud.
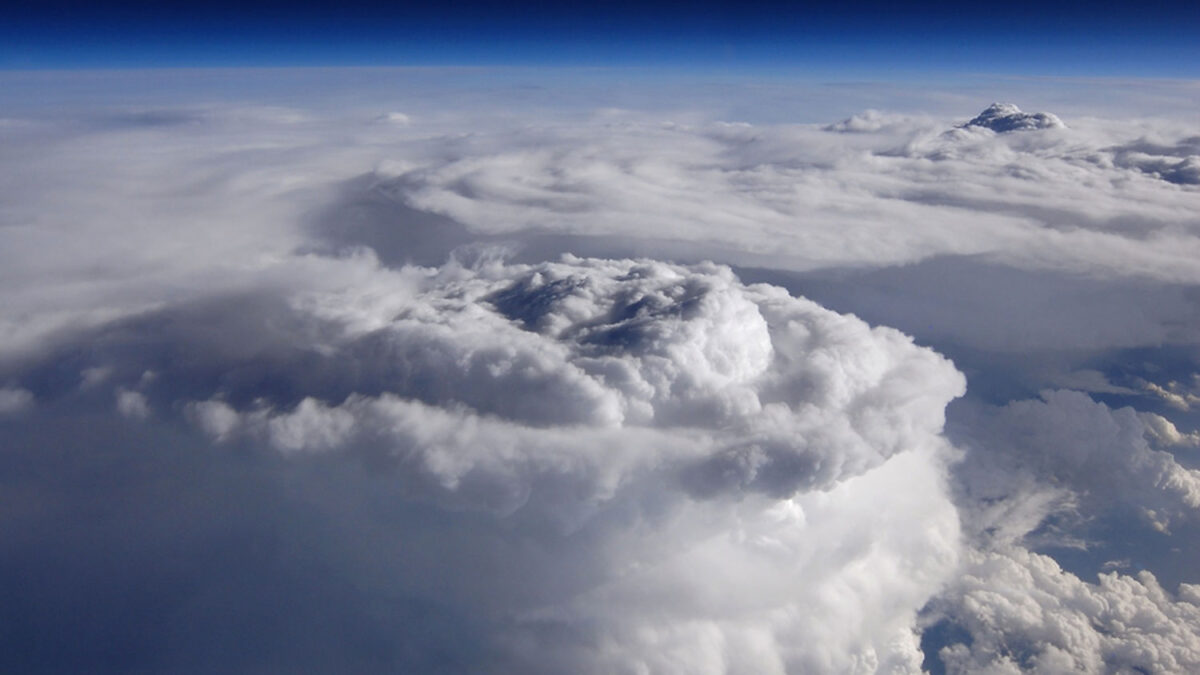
[1,70,1199,672]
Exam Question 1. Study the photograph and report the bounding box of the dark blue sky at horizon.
[2,0,1199,76]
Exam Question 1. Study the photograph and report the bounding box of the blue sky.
[3,0,1198,76]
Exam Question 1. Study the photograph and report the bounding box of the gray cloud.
[0,387,33,414]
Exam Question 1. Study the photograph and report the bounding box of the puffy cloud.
[1141,412,1200,448]
[3,80,1199,367]
[186,399,241,441]
[1143,376,1200,411]
[496,444,959,674]
[954,390,1200,542]
[2,70,1199,672]
[931,547,1200,674]
[2,253,966,672]
[181,256,964,516]
[961,103,1066,133]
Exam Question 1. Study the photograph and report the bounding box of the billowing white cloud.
[65,254,961,672]
[1143,376,1200,411]
[933,547,1200,674]
[187,255,963,502]
[1141,412,1200,448]
[1,71,1199,672]
[3,92,1199,366]
[961,103,1066,132]
[955,390,1200,541]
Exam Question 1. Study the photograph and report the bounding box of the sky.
[2,3,1200,674]
[2,0,1199,75]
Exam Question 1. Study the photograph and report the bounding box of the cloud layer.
[1,72,1199,672]
[385,106,1200,282]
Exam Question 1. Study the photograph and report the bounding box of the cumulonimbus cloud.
[184,256,965,509]
[8,253,968,672]
[2,76,1199,672]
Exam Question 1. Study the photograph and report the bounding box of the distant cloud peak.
[964,102,1066,132]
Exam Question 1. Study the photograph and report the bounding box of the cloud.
[1143,376,1200,411]
[0,386,33,414]
[1141,412,1200,448]
[823,109,921,133]
[1110,136,1200,185]
[3,86,1199,367]
[172,256,964,514]
[961,103,1066,132]
[931,546,1200,674]
[0,253,966,672]
[754,258,1200,355]
[953,390,1200,543]
[376,111,412,126]
[115,388,149,419]
[186,399,241,441]
[2,71,1200,672]
[387,107,1200,284]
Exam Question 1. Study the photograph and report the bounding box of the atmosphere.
[2,2,1200,674]
[3,0,1199,74]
